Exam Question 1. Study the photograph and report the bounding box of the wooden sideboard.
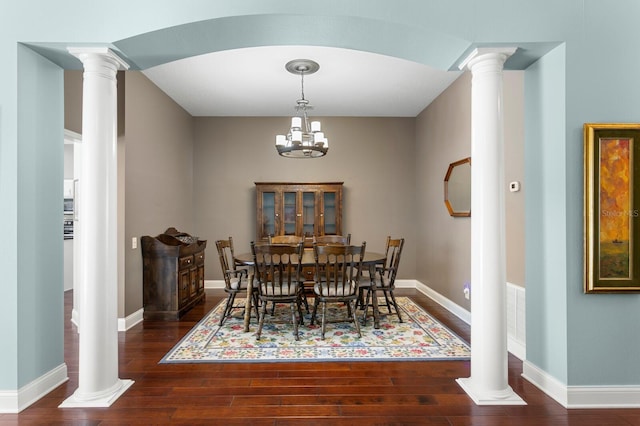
[141,227,206,320]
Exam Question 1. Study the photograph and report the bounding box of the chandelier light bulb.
[314,132,324,144]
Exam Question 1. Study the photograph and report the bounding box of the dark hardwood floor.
[3,289,639,425]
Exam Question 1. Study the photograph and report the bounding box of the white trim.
[63,129,82,144]
[59,378,134,408]
[506,282,526,360]
[205,279,225,289]
[522,360,568,407]
[118,308,144,331]
[0,363,68,413]
[414,280,472,325]
[522,361,640,408]
[567,386,640,408]
[507,335,526,362]
[71,308,79,330]
[414,280,525,360]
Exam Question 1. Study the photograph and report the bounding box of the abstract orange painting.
[598,138,631,279]
[584,123,640,292]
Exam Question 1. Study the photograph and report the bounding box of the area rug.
[160,297,470,363]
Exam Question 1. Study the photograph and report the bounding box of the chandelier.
[275,59,328,158]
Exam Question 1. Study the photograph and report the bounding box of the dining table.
[234,249,387,331]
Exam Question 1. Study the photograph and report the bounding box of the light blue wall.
[1,0,640,396]
[525,45,568,382]
[564,1,640,385]
[16,45,65,385]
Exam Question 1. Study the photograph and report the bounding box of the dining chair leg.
[220,296,230,326]
[349,300,362,338]
[252,291,260,321]
[256,302,268,340]
[382,290,392,313]
[389,291,403,323]
[361,287,373,325]
[297,295,305,325]
[290,302,300,341]
[299,286,310,313]
[310,298,320,325]
[321,301,328,340]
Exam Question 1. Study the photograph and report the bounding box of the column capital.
[458,47,517,72]
[67,47,130,71]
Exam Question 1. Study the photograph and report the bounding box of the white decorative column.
[455,47,525,405]
[60,47,133,408]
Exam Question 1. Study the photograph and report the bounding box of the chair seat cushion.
[314,281,357,297]
[260,285,299,296]
[230,277,258,290]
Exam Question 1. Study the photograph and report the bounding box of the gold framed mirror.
[444,157,471,217]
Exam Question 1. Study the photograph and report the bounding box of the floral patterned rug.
[160,297,470,363]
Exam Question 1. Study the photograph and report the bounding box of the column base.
[456,378,526,405]
[59,379,134,408]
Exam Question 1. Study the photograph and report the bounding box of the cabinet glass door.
[323,192,337,234]
[261,192,276,237]
[302,192,315,237]
[283,192,297,235]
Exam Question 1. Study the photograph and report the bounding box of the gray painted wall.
[123,72,195,315]
[415,70,524,310]
[193,116,417,279]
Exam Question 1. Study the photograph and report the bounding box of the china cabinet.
[255,182,343,245]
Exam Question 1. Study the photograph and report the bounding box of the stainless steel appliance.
[64,218,73,239]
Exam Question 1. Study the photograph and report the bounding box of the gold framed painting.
[584,123,640,293]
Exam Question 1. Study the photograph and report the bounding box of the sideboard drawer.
[179,255,194,270]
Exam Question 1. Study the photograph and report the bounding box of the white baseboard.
[506,282,526,360]
[205,279,224,289]
[414,280,526,361]
[414,280,472,325]
[0,363,68,413]
[522,360,640,408]
[118,308,143,331]
[522,360,568,406]
[73,309,143,332]
[71,308,79,329]
[566,386,640,408]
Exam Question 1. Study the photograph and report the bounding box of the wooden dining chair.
[361,237,405,325]
[313,234,351,245]
[268,234,310,312]
[251,241,305,341]
[310,242,366,339]
[215,237,260,326]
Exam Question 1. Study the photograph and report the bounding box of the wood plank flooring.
[3,289,639,425]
